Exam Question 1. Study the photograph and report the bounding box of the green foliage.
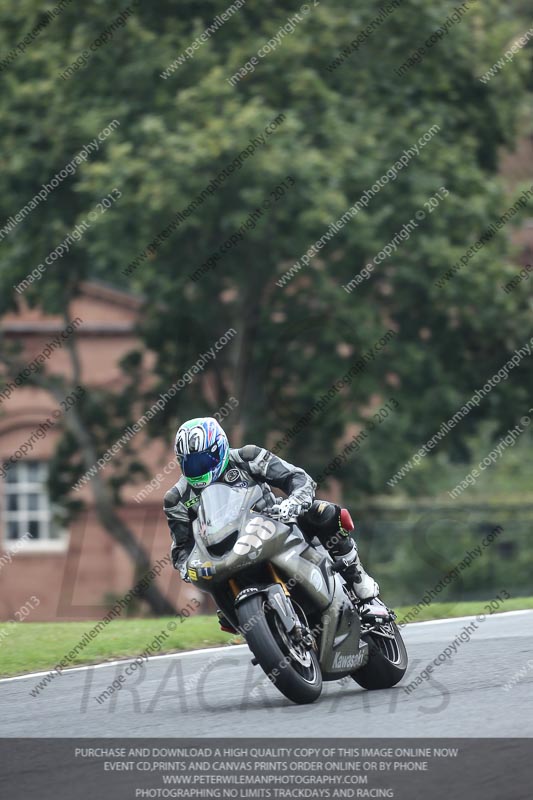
[0,0,532,505]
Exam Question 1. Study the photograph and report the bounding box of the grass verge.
[1,597,532,678]
[396,595,533,624]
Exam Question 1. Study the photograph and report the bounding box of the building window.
[3,461,54,542]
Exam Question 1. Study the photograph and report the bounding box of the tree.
[0,0,531,543]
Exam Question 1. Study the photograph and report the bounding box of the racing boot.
[299,501,379,600]
[331,540,380,601]
[328,518,394,621]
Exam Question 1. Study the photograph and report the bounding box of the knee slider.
[304,500,340,532]
[298,500,338,541]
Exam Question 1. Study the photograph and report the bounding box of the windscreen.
[196,482,261,545]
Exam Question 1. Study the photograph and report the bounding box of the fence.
[354,501,533,607]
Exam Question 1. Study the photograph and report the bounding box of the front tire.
[351,622,408,690]
[236,594,322,705]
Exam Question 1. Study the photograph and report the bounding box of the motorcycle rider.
[164,417,380,627]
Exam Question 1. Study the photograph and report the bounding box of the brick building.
[0,282,197,621]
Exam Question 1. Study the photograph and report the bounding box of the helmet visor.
[180,444,220,478]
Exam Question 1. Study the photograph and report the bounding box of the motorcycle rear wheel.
[236,593,322,705]
[351,621,408,690]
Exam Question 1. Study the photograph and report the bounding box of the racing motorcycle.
[186,481,407,704]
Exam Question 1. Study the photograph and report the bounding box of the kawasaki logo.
[332,651,365,670]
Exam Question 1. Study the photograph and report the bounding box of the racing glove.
[271,497,311,522]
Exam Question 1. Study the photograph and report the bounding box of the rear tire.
[236,593,322,705]
[351,622,408,690]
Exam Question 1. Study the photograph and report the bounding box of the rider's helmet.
[174,417,230,489]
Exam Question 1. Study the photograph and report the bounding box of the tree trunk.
[60,387,176,616]
[12,316,178,617]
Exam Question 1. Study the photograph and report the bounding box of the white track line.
[405,609,533,627]
[0,644,249,684]
[0,609,531,685]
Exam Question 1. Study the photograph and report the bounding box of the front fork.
[231,565,314,649]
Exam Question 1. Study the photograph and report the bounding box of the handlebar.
[263,510,299,523]
[261,503,300,523]
[257,497,310,523]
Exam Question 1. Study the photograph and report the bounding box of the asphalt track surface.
[0,610,532,737]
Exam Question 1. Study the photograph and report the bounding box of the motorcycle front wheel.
[236,593,322,705]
